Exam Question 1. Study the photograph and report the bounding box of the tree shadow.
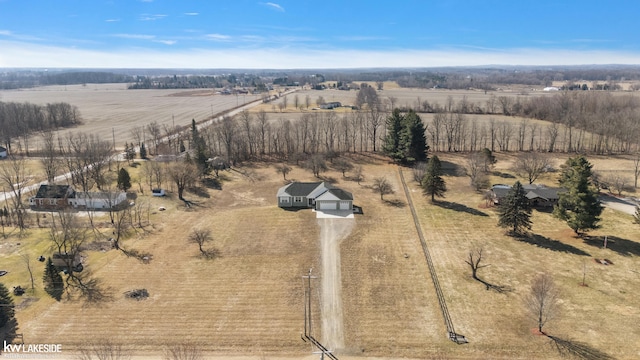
[121,248,153,264]
[201,177,222,190]
[434,201,489,217]
[187,186,210,199]
[583,235,640,257]
[516,234,591,256]
[384,199,406,208]
[546,335,614,360]
[472,276,513,294]
[318,175,338,184]
[352,205,364,215]
[440,160,465,177]
[492,171,516,179]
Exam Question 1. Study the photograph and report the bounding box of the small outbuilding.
[0,146,7,159]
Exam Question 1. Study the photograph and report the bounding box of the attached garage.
[317,201,338,210]
[315,188,353,212]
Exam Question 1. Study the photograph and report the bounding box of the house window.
[294,196,303,202]
[49,199,56,205]
[280,197,289,202]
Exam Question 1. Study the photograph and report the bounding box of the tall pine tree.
[117,167,132,191]
[139,143,147,159]
[498,181,532,235]
[43,257,64,301]
[0,282,15,328]
[553,156,603,235]
[422,155,446,201]
[383,109,428,164]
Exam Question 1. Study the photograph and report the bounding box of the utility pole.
[302,268,317,337]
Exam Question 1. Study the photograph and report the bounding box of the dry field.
[0,83,261,149]
[1,151,639,359]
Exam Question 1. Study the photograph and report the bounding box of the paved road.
[599,194,637,215]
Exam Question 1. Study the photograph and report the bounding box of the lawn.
[1,152,639,359]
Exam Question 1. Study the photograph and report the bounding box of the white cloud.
[2,40,640,69]
[184,12,199,16]
[263,2,285,12]
[112,34,155,40]
[205,33,231,41]
[139,14,167,21]
[105,19,120,23]
[0,30,12,36]
[154,40,177,45]
[336,36,390,42]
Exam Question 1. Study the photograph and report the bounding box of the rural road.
[599,194,637,215]
[317,217,354,351]
[0,88,299,203]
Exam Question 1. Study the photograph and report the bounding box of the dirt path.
[317,217,354,352]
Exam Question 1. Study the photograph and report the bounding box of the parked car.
[152,188,166,197]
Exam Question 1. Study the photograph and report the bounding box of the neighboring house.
[29,185,76,211]
[277,182,353,211]
[30,184,128,211]
[52,252,83,272]
[491,184,565,207]
[0,146,7,159]
[71,192,128,210]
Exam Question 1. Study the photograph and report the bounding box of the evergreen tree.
[43,257,64,301]
[421,155,446,201]
[553,156,603,235]
[498,181,532,235]
[117,167,132,191]
[0,282,15,328]
[139,143,147,159]
[402,110,428,163]
[383,109,404,162]
[383,109,428,164]
[179,139,186,153]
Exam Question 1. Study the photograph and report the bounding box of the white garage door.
[318,201,337,210]
[339,201,351,210]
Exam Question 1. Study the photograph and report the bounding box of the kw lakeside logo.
[3,342,62,354]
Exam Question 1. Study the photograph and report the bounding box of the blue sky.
[1,0,639,68]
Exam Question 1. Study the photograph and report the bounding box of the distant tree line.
[0,101,82,154]
[0,71,134,89]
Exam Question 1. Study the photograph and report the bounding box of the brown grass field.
[1,150,639,359]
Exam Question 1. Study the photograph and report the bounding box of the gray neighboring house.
[0,146,7,159]
[491,184,565,207]
[277,182,353,211]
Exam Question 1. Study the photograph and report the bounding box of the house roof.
[325,188,353,201]
[277,182,323,197]
[34,185,73,199]
[492,184,564,201]
[0,146,6,152]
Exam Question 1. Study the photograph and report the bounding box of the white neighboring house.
[152,188,166,197]
[0,146,7,159]
[70,192,128,210]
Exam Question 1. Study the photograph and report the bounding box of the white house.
[0,146,7,159]
[70,192,128,210]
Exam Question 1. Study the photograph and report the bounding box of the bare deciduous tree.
[372,176,394,200]
[513,152,550,184]
[525,273,560,334]
[78,340,131,360]
[0,155,30,231]
[163,343,203,360]
[167,161,198,201]
[274,163,291,180]
[353,165,364,185]
[188,228,217,259]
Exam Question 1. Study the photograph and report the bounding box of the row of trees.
[0,101,82,154]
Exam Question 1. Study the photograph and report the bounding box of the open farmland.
[0,83,261,149]
[1,151,639,359]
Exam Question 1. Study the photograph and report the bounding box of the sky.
[1,0,640,69]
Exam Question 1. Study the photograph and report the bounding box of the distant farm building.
[277,182,353,211]
[543,86,560,92]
